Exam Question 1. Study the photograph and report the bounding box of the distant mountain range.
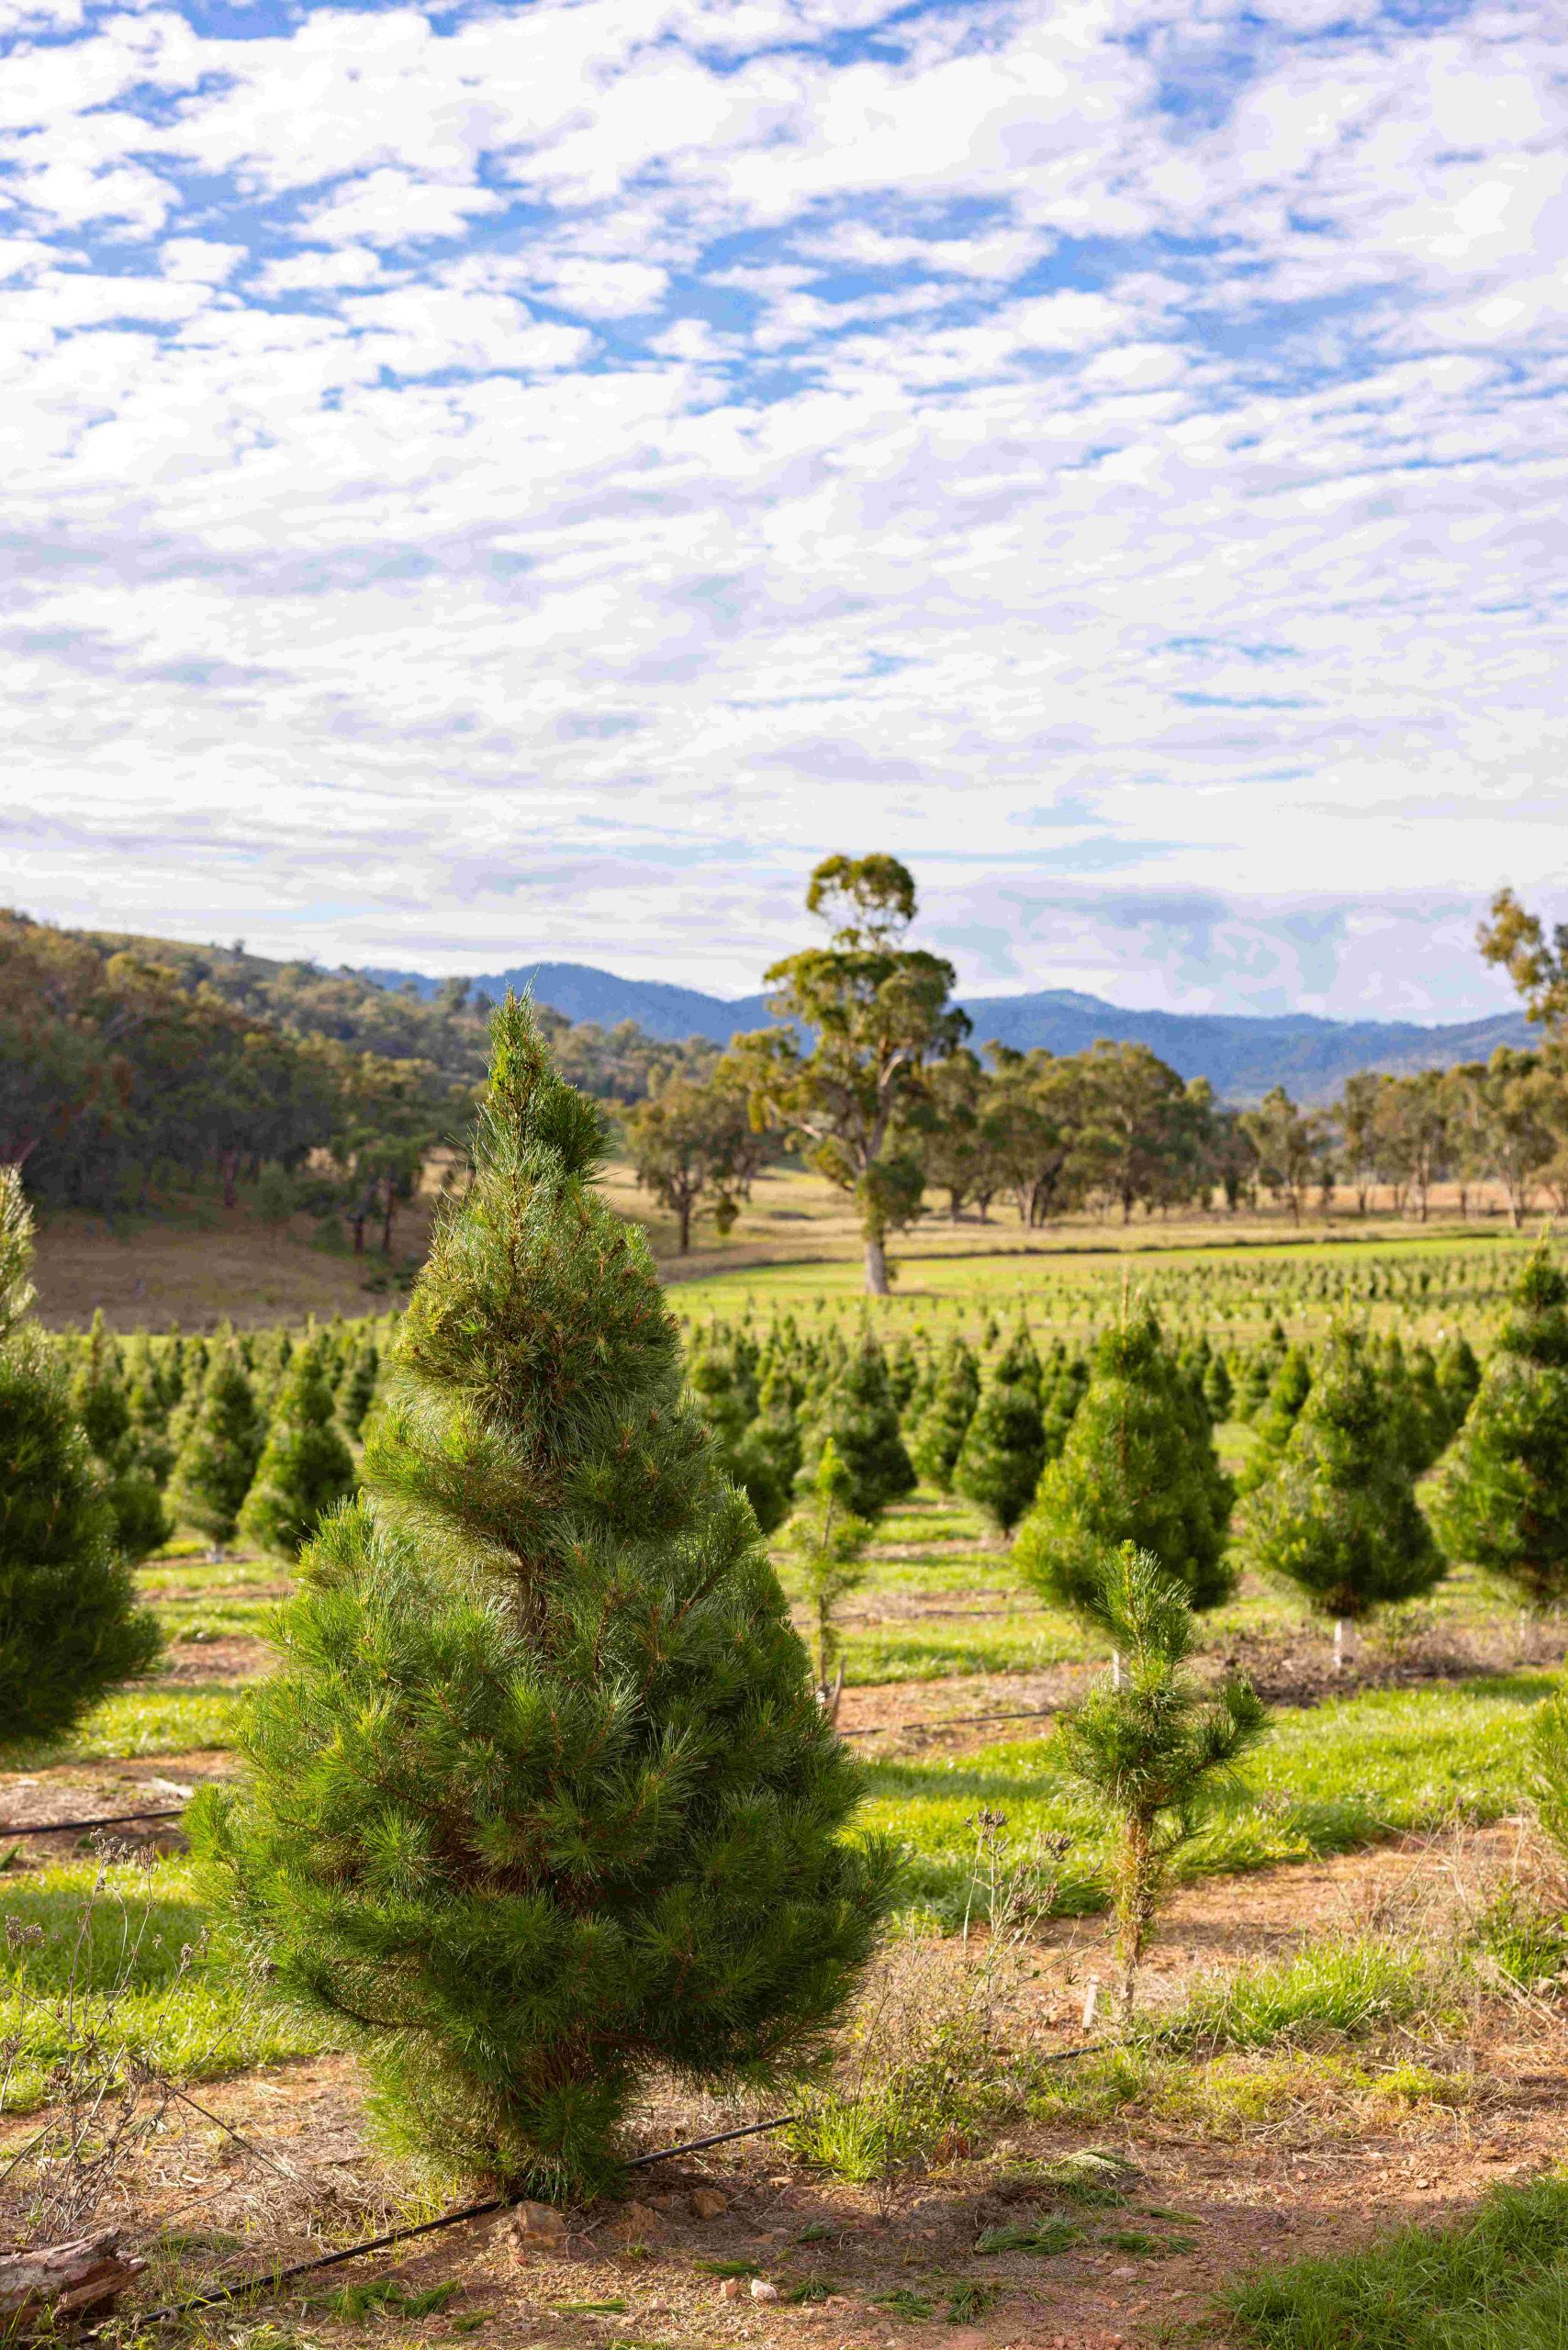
[362,960,1530,1102]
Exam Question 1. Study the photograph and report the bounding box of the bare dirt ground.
[9,1828,1564,2350]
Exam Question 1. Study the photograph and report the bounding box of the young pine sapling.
[1057,1542,1269,2028]
[785,1438,874,1722]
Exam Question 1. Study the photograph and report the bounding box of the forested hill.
[368,959,1529,1102]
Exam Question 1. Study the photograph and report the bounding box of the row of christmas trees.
[673,1266,1563,1644]
[8,1003,1568,2202]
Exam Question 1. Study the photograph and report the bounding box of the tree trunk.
[0,2236,146,2332]
[1334,1617,1347,1673]
[1116,1812,1154,2029]
[381,1178,397,1258]
[219,1147,239,1210]
[678,1199,691,1253]
[864,1233,890,1295]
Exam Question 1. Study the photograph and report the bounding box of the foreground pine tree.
[238,1341,356,1558]
[1429,1247,1568,1606]
[1014,1306,1236,1619]
[1243,1322,1445,1660]
[0,1171,161,1746]
[196,1002,892,2192]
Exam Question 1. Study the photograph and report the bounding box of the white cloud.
[3,0,1567,1013]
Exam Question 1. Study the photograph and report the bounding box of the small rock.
[751,2279,779,2302]
[510,2200,567,2248]
[616,2200,660,2233]
[691,2188,729,2221]
[1110,2263,1139,2278]
[719,2277,744,2301]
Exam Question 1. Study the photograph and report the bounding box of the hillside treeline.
[80,923,718,1099]
[0,912,717,1221]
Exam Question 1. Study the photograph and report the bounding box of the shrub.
[196,999,894,2195]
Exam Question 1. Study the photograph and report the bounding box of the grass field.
[10,1214,1568,2350]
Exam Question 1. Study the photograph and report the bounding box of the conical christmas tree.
[1405,1340,1448,1470]
[952,1324,1047,1535]
[688,1337,786,1535]
[196,1002,891,2191]
[1242,1322,1445,1644]
[1014,1305,1236,1619]
[1202,1350,1234,1423]
[337,1337,381,1440]
[1435,1331,1481,1442]
[71,1311,170,1562]
[0,1172,161,1745]
[1428,1248,1568,1606]
[886,1336,921,1415]
[239,1341,357,1558]
[1238,1343,1312,1497]
[753,1360,803,1502]
[909,1336,980,1493]
[799,1334,915,1518]
[1040,1350,1089,1463]
[167,1346,266,1546]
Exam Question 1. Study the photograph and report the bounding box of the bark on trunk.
[864,1233,890,1294]
[0,2236,146,2333]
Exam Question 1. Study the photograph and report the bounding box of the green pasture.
[0,1854,342,2108]
[0,1675,1547,2101]
[669,1226,1540,1348]
[865,1675,1547,1929]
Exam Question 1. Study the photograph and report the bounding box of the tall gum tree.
[730,856,969,1295]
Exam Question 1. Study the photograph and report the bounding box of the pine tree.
[1243,1323,1445,1660]
[1374,1332,1431,1476]
[886,1336,920,1415]
[784,1438,875,1719]
[909,1336,980,1493]
[1238,1344,1312,1497]
[1039,1351,1088,1464]
[952,1325,1047,1535]
[195,1000,891,2193]
[688,1338,787,1535]
[71,1311,170,1562]
[1202,1351,1234,1423]
[1014,1306,1236,1620]
[1436,1331,1482,1441]
[167,1346,266,1546]
[1428,1247,1568,1606]
[1406,1339,1448,1469]
[0,1170,161,1746]
[753,1361,803,1501]
[239,1342,357,1558]
[799,1334,915,1518]
[337,1337,381,1440]
[1058,1544,1267,2024]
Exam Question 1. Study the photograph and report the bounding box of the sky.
[4,0,1566,1021]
